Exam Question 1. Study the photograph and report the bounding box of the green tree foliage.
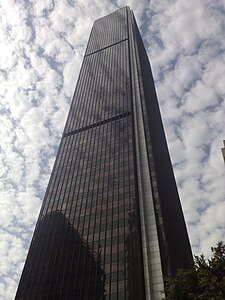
[163,241,225,300]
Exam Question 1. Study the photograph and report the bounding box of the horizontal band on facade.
[63,111,131,137]
[85,38,128,57]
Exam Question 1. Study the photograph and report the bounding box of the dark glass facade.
[15,7,192,300]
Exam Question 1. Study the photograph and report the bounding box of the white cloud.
[184,81,219,113]
[147,0,225,257]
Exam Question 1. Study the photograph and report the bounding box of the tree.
[163,241,225,300]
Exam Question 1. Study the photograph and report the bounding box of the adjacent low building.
[222,140,225,163]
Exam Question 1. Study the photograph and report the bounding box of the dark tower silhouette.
[16,212,105,299]
[15,7,192,300]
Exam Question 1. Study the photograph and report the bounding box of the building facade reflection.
[16,212,105,299]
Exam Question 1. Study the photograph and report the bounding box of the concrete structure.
[222,140,225,163]
[15,7,192,300]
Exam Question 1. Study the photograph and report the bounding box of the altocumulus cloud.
[0,0,225,298]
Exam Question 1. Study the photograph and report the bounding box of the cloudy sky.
[1,0,225,298]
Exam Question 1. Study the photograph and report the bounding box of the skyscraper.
[15,7,192,300]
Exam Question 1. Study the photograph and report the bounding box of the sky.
[0,0,225,298]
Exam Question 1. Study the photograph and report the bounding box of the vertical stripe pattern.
[15,6,145,300]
